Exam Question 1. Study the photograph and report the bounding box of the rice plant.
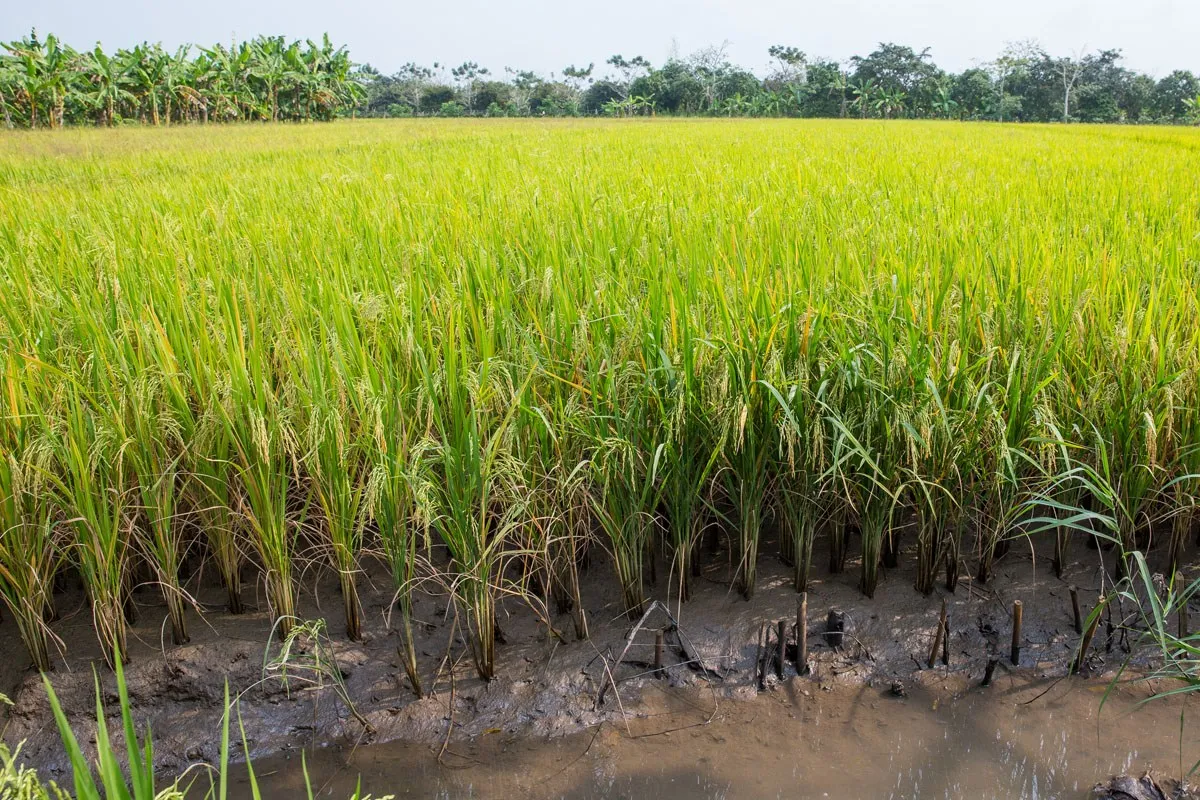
[295,283,386,642]
[764,305,830,594]
[370,427,429,695]
[0,739,69,800]
[0,119,1198,677]
[127,374,193,646]
[306,408,371,641]
[188,410,245,615]
[714,277,785,600]
[1165,337,1200,576]
[519,273,596,630]
[584,351,666,618]
[904,342,976,596]
[44,388,135,669]
[0,362,59,671]
[217,286,303,640]
[655,363,718,603]
[974,339,1061,583]
[355,339,431,694]
[419,307,527,681]
[294,340,367,642]
[1071,301,1180,577]
[824,320,912,599]
[516,392,590,636]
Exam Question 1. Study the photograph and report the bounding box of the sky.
[6,0,1198,80]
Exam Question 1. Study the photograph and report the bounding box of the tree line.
[3,32,1199,127]
[363,42,1200,123]
[0,31,361,127]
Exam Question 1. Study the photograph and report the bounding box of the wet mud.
[1,532,1192,795]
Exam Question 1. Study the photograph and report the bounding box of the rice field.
[2,119,1199,682]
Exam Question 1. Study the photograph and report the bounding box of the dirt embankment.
[0,532,1174,781]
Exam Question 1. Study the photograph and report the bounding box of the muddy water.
[229,678,1197,799]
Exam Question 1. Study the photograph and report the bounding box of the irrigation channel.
[230,680,1193,799]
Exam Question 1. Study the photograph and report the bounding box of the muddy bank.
[0,532,1186,784]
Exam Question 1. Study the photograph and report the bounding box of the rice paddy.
[1,118,1199,683]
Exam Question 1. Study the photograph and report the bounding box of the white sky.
[6,0,1197,79]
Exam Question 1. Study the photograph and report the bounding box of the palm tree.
[81,46,133,126]
[786,84,806,116]
[1185,94,1200,125]
[828,69,850,118]
[0,30,360,128]
[123,43,170,125]
[200,44,231,120]
[294,38,330,120]
[188,51,215,123]
[0,56,19,128]
[874,88,906,119]
[932,83,958,119]
[629,94,655,116]
[851,78,878,119]
[39,34,77,128]
[6,36,44,128]
[759,90,783,117]
[325,42,361,119]
[249,37,295,122]
[202,42,254,121]
[161,46,200,124]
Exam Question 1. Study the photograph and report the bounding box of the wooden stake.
[928,598,947,668]
[654,629,665,678]
[1069,586,1082,635]
[776,619,786,679]
[941,613,950,666]
[755,622,766,690]
[1010,600,1023,666]
[981,658,999,687]
[1072,597,1108,675]
[797,593,809,676]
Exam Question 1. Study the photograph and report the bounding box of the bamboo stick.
[928,598,947,668]
[1010,600,1023,666]
[796,592,809,676]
